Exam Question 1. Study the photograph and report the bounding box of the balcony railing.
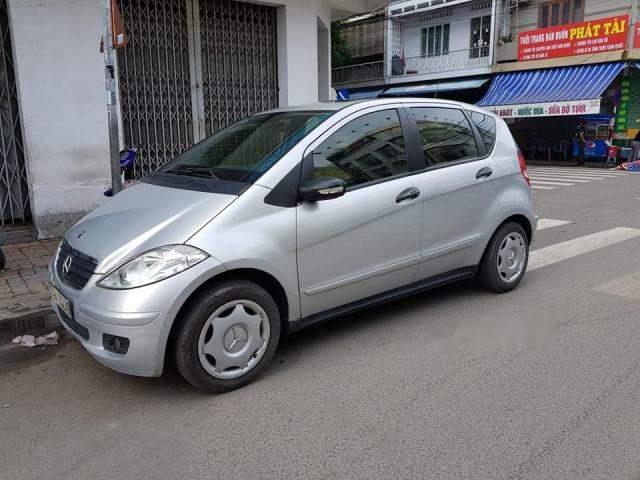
[332,48,492,86]
[332,60,385,85]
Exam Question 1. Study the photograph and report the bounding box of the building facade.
[332,0,498,97]
[485,0,640,162]
[2,0,380,238]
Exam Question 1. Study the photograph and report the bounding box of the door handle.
[476,167,493,179]
[396,187,421,203]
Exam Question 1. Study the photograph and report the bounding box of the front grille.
[56,240,99,290]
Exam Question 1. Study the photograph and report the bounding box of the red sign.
[518,15,629,61]
[634,22,640,49]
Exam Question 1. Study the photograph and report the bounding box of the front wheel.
[478,222,529,293]
[174,280,281,393]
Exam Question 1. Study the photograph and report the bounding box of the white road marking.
[529,227,640,271]
[528,170,606,177]
[530,180,575,186]
[529,173,606,183]
[536,219,572,230]
[529,172,605,182]
[593,271,640,300]
[529,175,591,183]
[531,185,555,190]
[529,168,625,176]
[529,173,606,180]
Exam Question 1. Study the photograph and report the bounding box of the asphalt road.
[3,166,640,480]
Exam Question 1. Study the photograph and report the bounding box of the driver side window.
[311,109,408,189]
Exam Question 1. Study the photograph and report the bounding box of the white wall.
[276,0,332,106]
[9,0,110,239]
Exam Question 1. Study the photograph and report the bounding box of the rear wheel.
[478,222,529,293]
[174,280,281,393]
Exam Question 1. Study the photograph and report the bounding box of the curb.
[0,309,60,335]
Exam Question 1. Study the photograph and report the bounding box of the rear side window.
[410,107,478,166]
[311,109,408,189]
[469,111,497,153]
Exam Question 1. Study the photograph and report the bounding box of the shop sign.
[484,99,601,119]
[634,22,640,49]
[518,15,629,61]
[615,79,630,132]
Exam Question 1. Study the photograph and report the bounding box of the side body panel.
[187,184,301,321]
[297,175,423,317]
[415,157,501,280]
[474,118,537,254]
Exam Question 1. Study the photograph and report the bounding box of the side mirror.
[300,177,346,202]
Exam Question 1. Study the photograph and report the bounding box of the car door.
[406,105,501,281]
[296,107,425,318]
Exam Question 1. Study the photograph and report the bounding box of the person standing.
[575,121,586,166]
[631,129,640,164]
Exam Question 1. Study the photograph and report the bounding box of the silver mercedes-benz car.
[49,98,536,392]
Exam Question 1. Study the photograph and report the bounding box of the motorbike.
[104,147,138,197]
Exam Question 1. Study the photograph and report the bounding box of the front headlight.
[97,245,209,289]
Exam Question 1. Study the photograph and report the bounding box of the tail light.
[518,150,530,187]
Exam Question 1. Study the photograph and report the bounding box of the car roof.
[265,98,492,116]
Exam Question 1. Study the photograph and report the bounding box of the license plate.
[50,284,72,318]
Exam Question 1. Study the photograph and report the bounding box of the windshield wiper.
[164,165,219,179]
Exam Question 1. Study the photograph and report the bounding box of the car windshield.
[158,111,332,184]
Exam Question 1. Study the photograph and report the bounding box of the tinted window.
[410,107,478,166]
[470,111,497,152]
[312,110,408,189]
[158,111,331,184]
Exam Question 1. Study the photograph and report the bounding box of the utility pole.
[489,0,498,69]
[103,0,122,195]
[630,0,639,51]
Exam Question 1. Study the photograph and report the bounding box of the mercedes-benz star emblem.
[62,255,73,276]
[224,326,248,354]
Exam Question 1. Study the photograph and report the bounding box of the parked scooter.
[104,148,138,197]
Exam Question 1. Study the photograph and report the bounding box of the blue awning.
[347,88,385,100]
[478,62,627,107]
[382,78,489,96]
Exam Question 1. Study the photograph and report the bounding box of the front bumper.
[49,255,225,377]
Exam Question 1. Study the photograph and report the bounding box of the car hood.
[64,182,237,273]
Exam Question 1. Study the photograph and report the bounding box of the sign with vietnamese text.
[518,15,629,61]
[615,79,630,132]
[484,99,602,119]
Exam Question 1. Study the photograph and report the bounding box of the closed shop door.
[0,0,29,225]
[117,0,279,177]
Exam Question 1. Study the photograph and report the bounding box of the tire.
[478,222,529,293]
[174,280,281,393]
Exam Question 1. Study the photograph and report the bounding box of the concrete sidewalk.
[0,238,58,332]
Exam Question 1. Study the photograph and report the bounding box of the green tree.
[331,22,352,68]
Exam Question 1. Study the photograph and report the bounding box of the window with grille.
[421,24,450,57]
[470,16,491,58]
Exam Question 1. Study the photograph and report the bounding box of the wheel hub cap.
[497,232,527,284]
[197,300,270,380]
